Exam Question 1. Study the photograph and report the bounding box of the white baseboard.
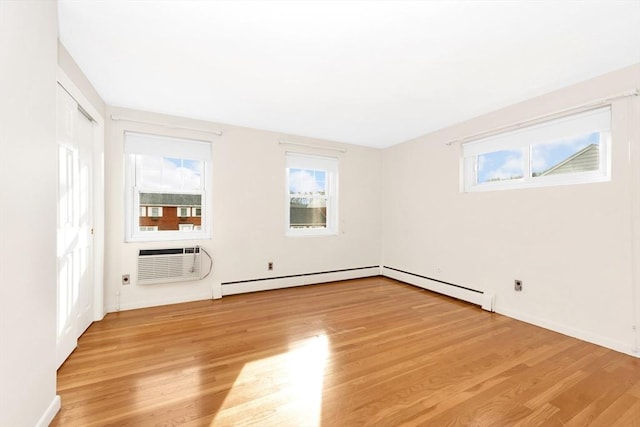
[383,267,638,357]
[222,266,380,296]
[382,266,485,307]
[36,395,61,427]
[495,305,639,358]
[106,268,381,310]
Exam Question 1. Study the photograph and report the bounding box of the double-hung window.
[286,153,338,236]
[124,132,211,242]
[463,106,611,192]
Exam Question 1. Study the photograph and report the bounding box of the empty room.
[2,0,640,426]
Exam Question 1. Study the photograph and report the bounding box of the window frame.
[124,132,212,242]
[177,206,191,217]
[462,106,612,192]
[147,206,163,218]
[285,152,339,237]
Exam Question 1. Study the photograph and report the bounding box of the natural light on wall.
[212,334,329,426]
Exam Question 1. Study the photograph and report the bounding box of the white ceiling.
[58,0,640,148]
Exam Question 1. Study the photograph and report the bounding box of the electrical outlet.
[122,274,130,285]
[268,262,273,271]
[514,279,523,291]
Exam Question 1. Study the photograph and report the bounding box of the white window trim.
[124,132,212,242]
[285,152,339,237]
[462,106,611,192]
[139,206,146,217]
[177,206,191,217]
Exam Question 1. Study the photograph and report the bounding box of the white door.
[75,102,94,336]
[56,83,94,368]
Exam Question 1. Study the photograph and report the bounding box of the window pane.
[289,168,327,195]
[180,159,203,190]
[532,132,600,177]
[290,197,327,228]
[137,155,163,188]
[139,193,202,232]
[477,149,524,184]
[136,155,203,190]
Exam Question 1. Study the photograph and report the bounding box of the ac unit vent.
[137,247,201,285]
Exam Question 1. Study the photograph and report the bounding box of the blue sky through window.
[531,132,599,176]
[477,132,600,183]
[137,155,204,190]
[289,168,327,195]
[477,149,524,183]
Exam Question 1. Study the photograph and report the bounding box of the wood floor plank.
[51,277,640,426]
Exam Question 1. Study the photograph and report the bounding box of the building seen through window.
[139,193,202,231]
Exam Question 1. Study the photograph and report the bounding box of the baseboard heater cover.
[382,266,494,312]
[138,247,201,285]
[221,265,380,296]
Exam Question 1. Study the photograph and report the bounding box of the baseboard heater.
[382,266,495,312]
[221,265,380,296]
[138,247,201,285]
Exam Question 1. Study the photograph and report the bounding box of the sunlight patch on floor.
[212,334,329,426]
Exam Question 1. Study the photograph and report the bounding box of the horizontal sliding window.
[463,106,611,192]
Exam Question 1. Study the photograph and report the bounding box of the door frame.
[57,68,105,324]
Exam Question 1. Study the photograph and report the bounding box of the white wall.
[58,41,106,118]
[382,64,640,356]
[0,1,60,426]
[105,107,382,311]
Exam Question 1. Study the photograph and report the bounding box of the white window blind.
[462,107,611,157]
[286,152,339,173]
[124,132,211,160]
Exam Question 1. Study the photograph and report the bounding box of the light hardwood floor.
[52,276,640,426]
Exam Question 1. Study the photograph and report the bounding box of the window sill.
[126,231,211,243]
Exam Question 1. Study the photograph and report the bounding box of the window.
[124,132,211,242]
[148,206,163,217]
[463,106,611,192]
[192,207,201,217]
[286,153,338,236]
